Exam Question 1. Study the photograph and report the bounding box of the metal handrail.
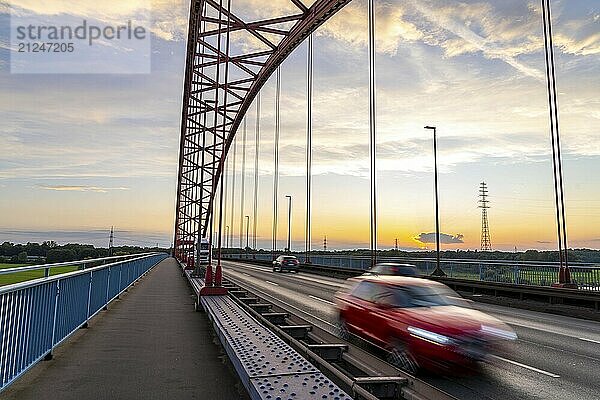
[0,252,169,392]
[0,252,156,276]
[0,253,165,295]
[223,253,598,268]
[223,253,600,290]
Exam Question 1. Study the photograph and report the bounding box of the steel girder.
[174,0,351,261]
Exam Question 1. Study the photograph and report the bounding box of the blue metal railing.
[0,253,156,280]
[223,253,600,290]
[0,252,168,392]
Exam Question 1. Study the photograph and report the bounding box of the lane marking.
[309,295,336,306]
[579,337,600,344]
[295,274,345,289]
[242,272,250,277]
[518,338,600,363]
[490,355,560,378]
[505,321,600,347]
[265,280,279,286]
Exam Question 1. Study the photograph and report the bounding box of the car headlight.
[407,326,452,345]
[480,325,518,340]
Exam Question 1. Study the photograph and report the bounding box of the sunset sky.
[0,0,598,251]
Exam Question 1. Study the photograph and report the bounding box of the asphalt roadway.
[3,258,248,400]
[222,260,600,400]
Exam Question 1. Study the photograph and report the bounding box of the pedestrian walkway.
[2,258,247,400]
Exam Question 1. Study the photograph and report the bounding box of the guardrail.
[0,253,157,281]
[0,252,168,392]
[223,255,600,316]
[224,253,600,291]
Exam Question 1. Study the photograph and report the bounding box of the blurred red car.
[335,275,517,374]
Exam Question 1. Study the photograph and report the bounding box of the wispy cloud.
[405,0,544,81]
[37,184,130,193]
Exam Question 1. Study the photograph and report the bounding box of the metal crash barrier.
[0,253,168,392]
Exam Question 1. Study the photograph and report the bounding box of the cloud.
[6,0,188,43]
[405,0,544,81]
[37,184,130,193]
[414,232,464,244]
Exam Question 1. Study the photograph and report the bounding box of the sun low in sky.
[0,0,598,250]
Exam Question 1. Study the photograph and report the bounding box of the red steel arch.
[174,0,351,261]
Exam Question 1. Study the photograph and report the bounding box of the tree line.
[0,242,170,264]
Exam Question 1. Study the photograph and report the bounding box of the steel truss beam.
[174,0,351,262]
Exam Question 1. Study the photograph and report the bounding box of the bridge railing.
[0,253,160,284]
[0,252,168,392]
[223,253,600,291]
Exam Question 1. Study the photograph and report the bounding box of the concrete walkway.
[3,258,247,400]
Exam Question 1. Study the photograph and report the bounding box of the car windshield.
[374,284,468,308]
[200,243,209,250]
[404,285,466,307]
[371,264,416,276]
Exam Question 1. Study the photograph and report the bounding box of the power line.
[108,226,114,256]
[479,182,492,251]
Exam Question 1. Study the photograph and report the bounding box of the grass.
[0,263,80,287]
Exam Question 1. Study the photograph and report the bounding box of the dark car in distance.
[273,255,300,272]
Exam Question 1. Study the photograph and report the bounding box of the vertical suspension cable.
[541,0,562,267]
[306,34,313,262]
[192,3,207,271]
[223,149,229,248]
[547,0,569,269]
[206,0,224,274]
[541,0,569,273]
[368,0,377,266]
[239,117,247,249]
[229,136,237,249]
[253,93,261,254]
[272,67,281,258]
[215,0,232,274]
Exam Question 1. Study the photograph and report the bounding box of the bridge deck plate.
[202,295,350,400]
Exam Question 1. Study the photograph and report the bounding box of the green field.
[0,263,79,287]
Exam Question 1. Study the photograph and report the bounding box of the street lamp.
[424,126,446,277]
[285,195,292,253]
[245,215,250,259]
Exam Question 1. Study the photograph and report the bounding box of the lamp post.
[225,226,229,249]
[424,126,446,277]
[245,215,250,259]
[285,195,292,253]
